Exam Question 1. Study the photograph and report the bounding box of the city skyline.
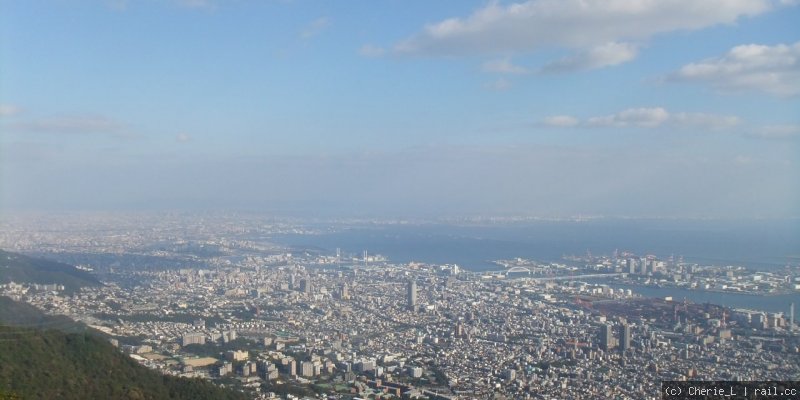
[1,0,798,218]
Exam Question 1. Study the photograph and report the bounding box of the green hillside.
[0,325,247,400]
[0,296,88,333]
[0,250,100,294]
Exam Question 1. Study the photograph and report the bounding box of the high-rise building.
[455,322,465,338]
[218,362,233,376]
[407,279,417,310]
[600,323,614,350]
[181,332,205,347]
[619,323,631,352]
[222,330,237,343]
[503,369,516,381]
[300,278,311,294]
[225,350,249,362]
[281,358,297,377]
[301,361,315,377]
[626,259,636,274]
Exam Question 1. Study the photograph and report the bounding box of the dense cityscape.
[2,1,799,398]
[1,213,798,399]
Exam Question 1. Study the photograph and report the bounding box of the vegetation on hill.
[0,325,247,400]
[0,296,87,333]
[0,249,101,294]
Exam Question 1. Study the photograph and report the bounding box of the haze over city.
[2,3,800,399]
[1,0,798,218]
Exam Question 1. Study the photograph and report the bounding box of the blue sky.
[1,0,798,218]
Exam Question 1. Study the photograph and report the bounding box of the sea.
[606,284,800,314]
[272,218,800,313]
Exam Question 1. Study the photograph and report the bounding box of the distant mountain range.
[0,249,101,294]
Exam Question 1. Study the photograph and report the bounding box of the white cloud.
[109,0,214,11]
[0,104,21,117]
[13,117,124,133]
[6,116,140,139]
[584,108,741,129]
[541,42,638,73]
[106,0,128,11]
[588,107,670,127]
[751,124,800,139]
[543,115,579,127]
[359,44,386,58]
[174,0,214,10]
[176,133,192,143]
[671,112,741,130]
[300,17,331,39]
[733,155,754,165]
[670,41,800,97]
[394,0,775,58]
[482,58,529,74]
[560,108,794,140]
[484,78,512,91]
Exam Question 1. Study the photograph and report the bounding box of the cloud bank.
[541,42,638,73]
[545,107,742,129]
[670,41,800,97]
[0,104,21,117]
[300,17,331,39]
[392,0,777,72]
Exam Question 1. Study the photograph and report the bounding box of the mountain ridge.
[0,324,246,400]
[0,249,101,294]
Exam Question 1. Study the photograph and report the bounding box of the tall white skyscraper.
[407,279,417,310]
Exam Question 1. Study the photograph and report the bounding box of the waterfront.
[274,219,800,314]
[276,219,800,271]
[3,213,800,399]
[606,282,800,314]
